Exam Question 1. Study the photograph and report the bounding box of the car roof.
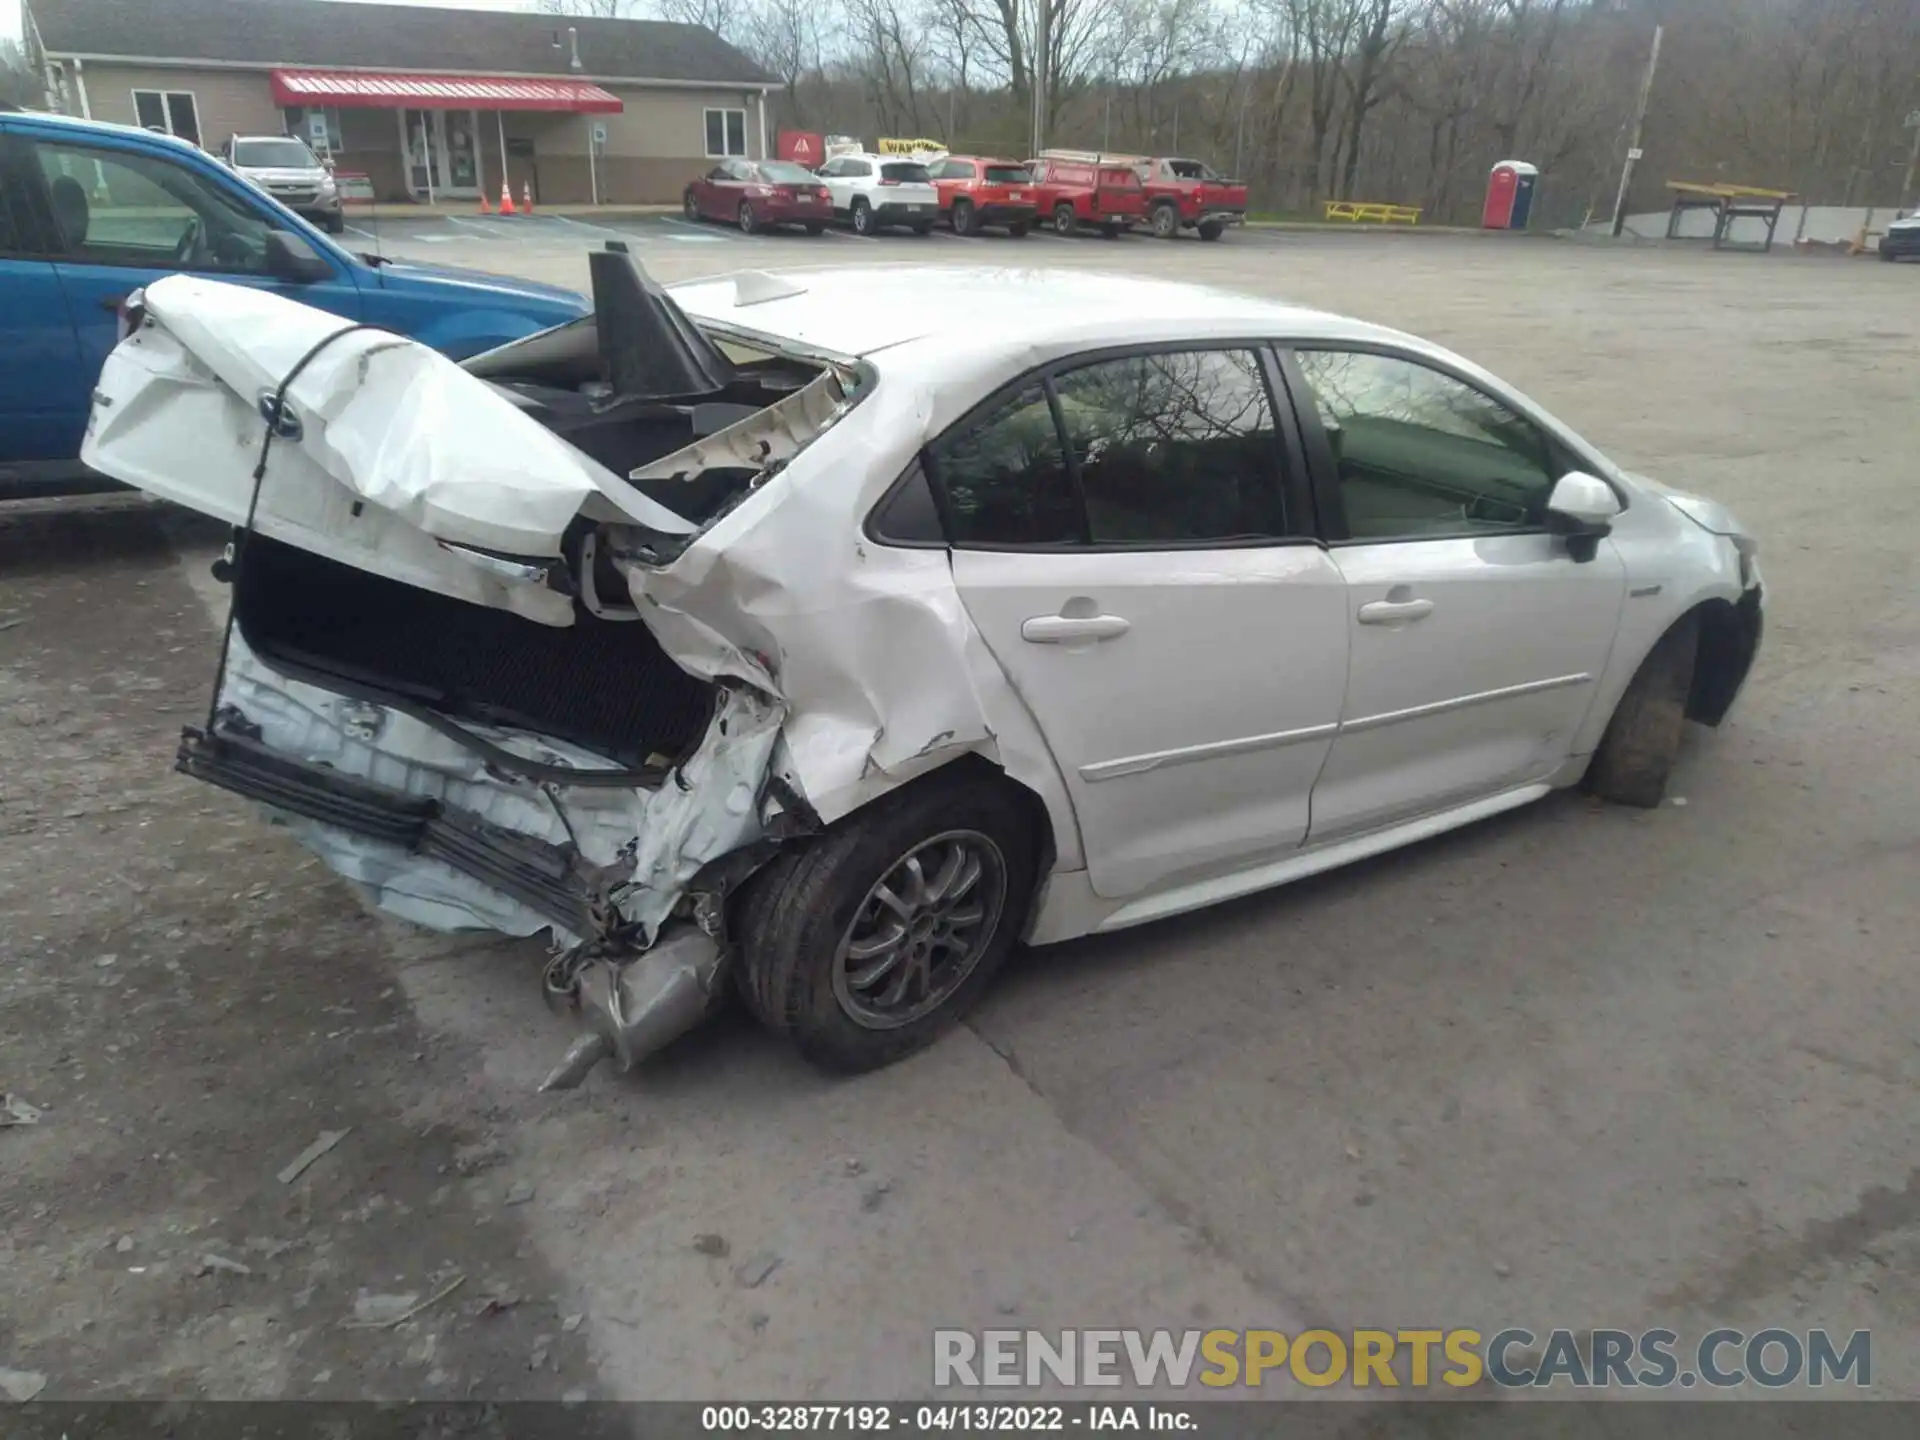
[2,109,206,153]
[671,264,1409,360]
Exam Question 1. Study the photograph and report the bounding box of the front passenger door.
[1282,347,1627,840]
[0,133,83,472]
[938,347,1350,902]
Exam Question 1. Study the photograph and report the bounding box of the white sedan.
[83,254,1763,1088]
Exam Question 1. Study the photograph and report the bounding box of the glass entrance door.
[400,109,484,198]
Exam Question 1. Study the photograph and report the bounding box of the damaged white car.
[84,250,1763,1088]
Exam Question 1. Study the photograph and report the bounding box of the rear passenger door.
[0,132,83,471]
[928,346,1350,902]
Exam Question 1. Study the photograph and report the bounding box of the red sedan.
[684,159,832,235]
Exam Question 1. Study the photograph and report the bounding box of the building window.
[285,106,344,155]
[132,89,201,147]
[704,107,747,158]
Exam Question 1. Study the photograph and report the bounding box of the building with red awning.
[25,0,775,205]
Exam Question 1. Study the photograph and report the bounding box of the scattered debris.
[1344,1145,1362,1162]
[693,1233,729,1258]
[349,1291,420,1327]
[995,1300,1019,1317]
[0,617,26,634]
[197,1253,253,1277]
[115,1236,134,1254]
[562,1388,590,1406]
[1,1094,43,1127]
[313,1369,333,1386]
[94,954,118,969]
[276,1128,351,1185]
[749,1312,770,1334]
[562,1312,585,1334]
[344,1274,467,1329]
[733,1251,783,1290]
[0,1368,47,1403]
[860,1180,892,1213]
[1493,1259,1513,1279]
[1353,1190,1376,1208]
[529,1337,552,1372]
[503,1181,537,1207]
[841,1155,866,1176]
[1670,796,1688,807]
[475,1295,523,1319]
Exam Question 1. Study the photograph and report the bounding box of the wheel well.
[1685,590,1762,727]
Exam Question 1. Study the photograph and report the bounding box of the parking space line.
[662,215,742,242]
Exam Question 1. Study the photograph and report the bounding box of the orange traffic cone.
[478,189,492,215]
[521,182,535,215]
[498,182,516,216]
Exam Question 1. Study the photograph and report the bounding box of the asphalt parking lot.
[3,223,1918,1408]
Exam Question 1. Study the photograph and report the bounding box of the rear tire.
[951,199,976,235]
[1053,203,1077,236]
[851,199,877,236]
[323,211,347,235]
[1150,201,1179,239]
[683,190,700,222]
[1198,220,1225,242]
[733,770,1040,1074]
[738,201,758,235]
[1585,614,1700,808]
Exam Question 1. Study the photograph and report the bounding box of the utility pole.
[1609,23,1663,238]
[1029,0,1050,158]
[1104,90,1112,150]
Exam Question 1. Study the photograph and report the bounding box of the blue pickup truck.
[0,107,587,499]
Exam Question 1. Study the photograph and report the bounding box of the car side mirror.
[264,228,333,284]
[1546,470,1621,561]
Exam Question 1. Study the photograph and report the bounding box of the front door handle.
[1357,598,1435,624]
[1021,614,1131,644]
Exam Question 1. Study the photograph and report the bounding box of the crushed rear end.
[83,250,866,1088]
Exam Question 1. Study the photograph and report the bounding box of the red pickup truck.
[1133,157,1248,240]
[1027,152,1148,237]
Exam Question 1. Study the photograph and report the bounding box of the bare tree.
[0,39,40,108]
[537,0,645,17]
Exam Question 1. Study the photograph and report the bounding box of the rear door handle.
[1021,614,1131,644]
[1357,598,1435,624]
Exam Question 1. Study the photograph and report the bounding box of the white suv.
[815,153,939,237]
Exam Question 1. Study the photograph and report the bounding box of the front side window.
[704,108,748,158]
[132,89,200,147]
[1053,350,1289,543]
[34,140,276,275]
[929,382,1080,547]
[1291,350,1558,540]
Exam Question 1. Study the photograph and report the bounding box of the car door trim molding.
[1079,720,1341,782]
[1339,670,1593,735]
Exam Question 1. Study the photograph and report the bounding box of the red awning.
[271,70,624,113]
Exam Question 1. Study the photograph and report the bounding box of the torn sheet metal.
[213,630,782,948]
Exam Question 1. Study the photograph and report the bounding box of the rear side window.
[1054,350,1289,543]
[929,382,1080,547]
[923,349,1295,549]
[984,165,1030,184]
[881,162,930,183]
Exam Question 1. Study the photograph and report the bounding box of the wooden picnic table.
[1665,181,1797,252]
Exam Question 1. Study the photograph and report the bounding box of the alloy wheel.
[830,830,1008,1030]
